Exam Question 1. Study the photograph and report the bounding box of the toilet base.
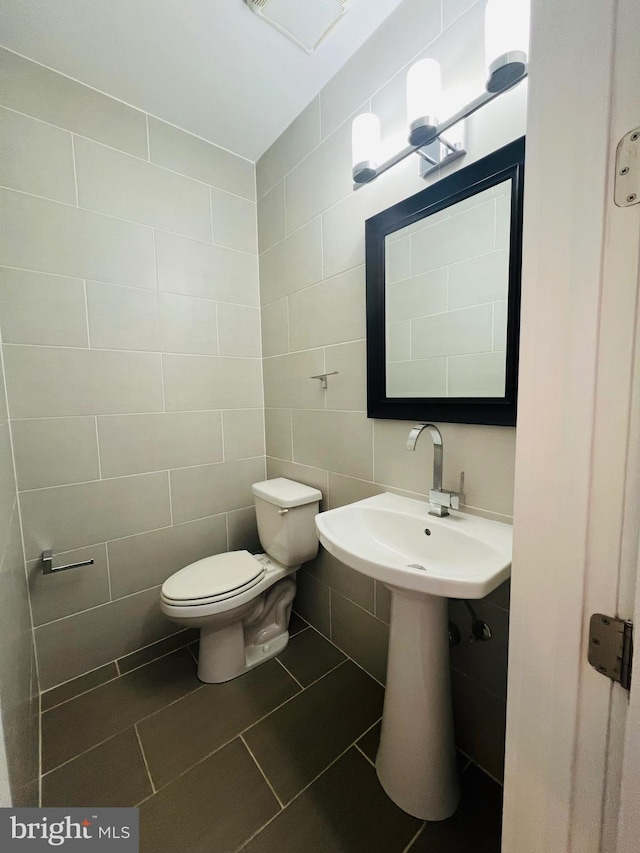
[196,575,296,683]
[197,624,290,683]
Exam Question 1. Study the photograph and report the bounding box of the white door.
[503,0,640,850]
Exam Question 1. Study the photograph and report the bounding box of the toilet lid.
[161,550,265,604]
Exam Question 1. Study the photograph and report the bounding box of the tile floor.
[41,613,503,852]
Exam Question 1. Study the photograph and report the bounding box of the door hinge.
[614,127,640,207]
[588,614,633,690]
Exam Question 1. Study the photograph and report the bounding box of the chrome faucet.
[406,423,465,517]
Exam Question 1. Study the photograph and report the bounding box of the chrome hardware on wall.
[42,549,94,575]
[310,371,339,390]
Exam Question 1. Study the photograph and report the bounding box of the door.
[503,0,640,851]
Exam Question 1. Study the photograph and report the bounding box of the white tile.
[412,305,494,359]
[264,409,293,460]
[217,303,261,357]
[263,350,325,410]
[257,98,320,199]
[325,341,367,412]
[210,187,257,254]
[284,121,352,233]
[261,299,289,357]
[260,218,323,305]
[108,515,228,598]
[20,472,171,560]
[448,250,509,310]
[0,188,155,287]
[170,458,265,524]
[385,235,411,283]
[292,410,373,480]
[3,346,164,418]
[149,117,255,201]
[12,417,99,490]
[448,352,506,397]
[0,107,76,203]
[288,266,365,351]
[222,409,265,461]
[97,411,224,477]
[155,230,259,306]
[443,0,477,29]
[257,181,285,253]
[411,201,496,275]
[386,268,448,322]
[0,48,148,157]
[386,321,411,361]
[162,354,263,411]
[0,268,88,347]
[321,189,368,280]
[493,300,508,351]
[495,193,512,250]
[386,358,447,397]
[75,136,211,241]
[86,282,218,356]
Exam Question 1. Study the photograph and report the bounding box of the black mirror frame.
[365,136,525,427]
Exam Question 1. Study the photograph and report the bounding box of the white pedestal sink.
[315,492,512,820]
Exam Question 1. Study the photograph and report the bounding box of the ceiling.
[0,0,406,162]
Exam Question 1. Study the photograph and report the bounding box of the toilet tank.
[251,478,322,567]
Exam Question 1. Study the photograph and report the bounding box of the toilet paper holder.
[42,549,94,575]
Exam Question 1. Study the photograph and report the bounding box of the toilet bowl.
[160,478,322,683]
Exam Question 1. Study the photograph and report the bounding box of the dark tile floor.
[41,614,503,852]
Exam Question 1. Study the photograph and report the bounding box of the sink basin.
[315,492,512,822]
[315,491,512,598]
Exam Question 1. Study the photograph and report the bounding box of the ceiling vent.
[246,0,351,54]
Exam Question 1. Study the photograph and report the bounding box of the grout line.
[70,134,79,206]
[0,264,257,309]
[0,60,255,168]
[114,660,121,677]
[354,742,375,768]
[2,340,263,359]
[402,823,428,853]
[273,657,304,691]
[235,723,381,852]
[187,643,199,665]
[42,682,206,778]
[135,724,156,794]
[240,735,284,810]
[18,457,265,496]
[0,183,258,256]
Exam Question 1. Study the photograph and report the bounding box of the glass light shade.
[485,0,529,91]
[406,59,442,126]
[351,113,381,176]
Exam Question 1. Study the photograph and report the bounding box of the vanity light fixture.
[351,0,529,187]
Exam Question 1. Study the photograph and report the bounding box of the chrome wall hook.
[310,371,339,390]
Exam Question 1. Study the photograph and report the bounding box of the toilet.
[160,478,322,683]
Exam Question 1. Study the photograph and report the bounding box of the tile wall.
[385,182,511,398]
[257,0,526,781]
[0,323,39,805]
[0,48,263,700]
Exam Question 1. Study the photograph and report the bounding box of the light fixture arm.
[353,66,527,189]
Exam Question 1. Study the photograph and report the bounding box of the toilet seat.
[161,550,265,607]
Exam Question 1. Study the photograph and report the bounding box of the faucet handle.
[448,472,466,510]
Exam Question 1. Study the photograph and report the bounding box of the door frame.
[502,0,640,851]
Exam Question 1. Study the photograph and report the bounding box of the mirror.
[366,137,524,426]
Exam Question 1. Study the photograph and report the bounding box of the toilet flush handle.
[278,508,289,515]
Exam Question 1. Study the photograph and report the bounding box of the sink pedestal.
[376,587,460,820]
